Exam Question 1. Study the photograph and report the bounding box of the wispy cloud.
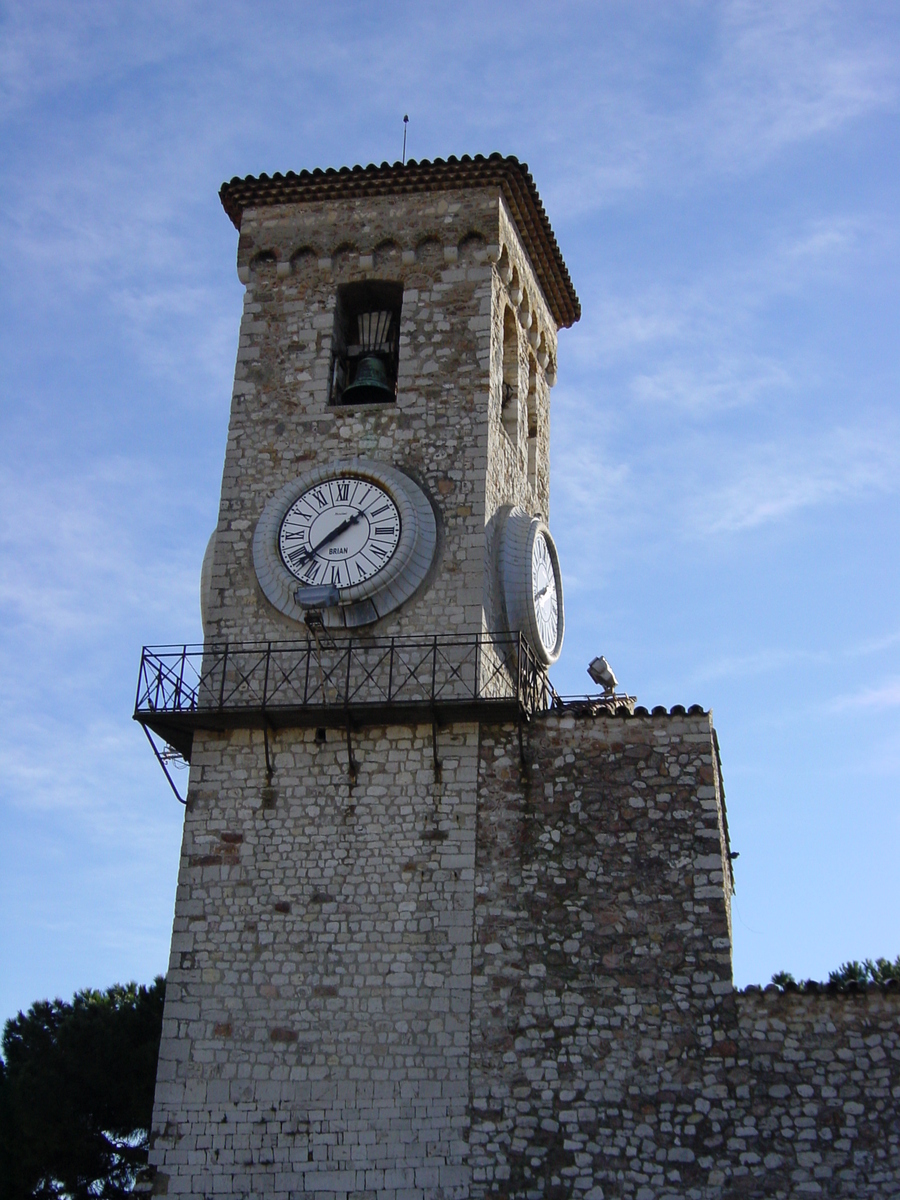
[853,629,900,656]
[689,646,830,684]
[707,0,898,162]
[672,624,900,688]
[828,678,900,711]
[541,0,900,216]
[784,217,866,263]
[631,356,791,414]
[570,208,878,376]
[0,0,225,120]
[0,460,201,642]
[695,423,900,533]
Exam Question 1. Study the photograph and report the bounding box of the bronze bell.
[341,354,394,404]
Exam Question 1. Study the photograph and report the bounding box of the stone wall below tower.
[722,987,900,1198]
[146,707,900,1199]
[469,711,900,1200]
[470,710,735,1200]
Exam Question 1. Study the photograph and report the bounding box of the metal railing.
[135,632,550,729]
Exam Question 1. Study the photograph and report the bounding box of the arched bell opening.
[329,280,403,405]
[501,305,519,443]
[526,357,539,490]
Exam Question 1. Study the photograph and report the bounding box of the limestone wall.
[148,708,899,1198]
[469,712,900,1200]
[150,722,481,1198]
[721,987,900,1198]
[470,711,735,1200]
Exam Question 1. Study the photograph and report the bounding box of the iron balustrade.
[134,632,551,762]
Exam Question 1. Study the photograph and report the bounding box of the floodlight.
[587,655,618,695]
[294,585,340,609]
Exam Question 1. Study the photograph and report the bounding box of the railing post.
[262,641,271,708]
[177,646,187,711]
[135,649,146,714]
[345,639,353,707]
[388,637,395,702]
[474,634,481,700]
[431,636,438,704]
[218,644,228,711]
[303,636,312,704]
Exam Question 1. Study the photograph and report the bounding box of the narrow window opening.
[526,358,539,488]
[501,307,519,442]
[330,281,402,405]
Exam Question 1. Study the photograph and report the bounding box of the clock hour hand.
[534,583,551,601]
[294,510,363,566]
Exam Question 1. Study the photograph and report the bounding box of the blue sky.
[1,0,898,1025]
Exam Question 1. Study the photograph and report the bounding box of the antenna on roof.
[402,115,409,165]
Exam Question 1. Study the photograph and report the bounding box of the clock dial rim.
[253,459,438,628]
[499,506,565,666]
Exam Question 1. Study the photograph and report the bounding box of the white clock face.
[498,508,564,665]
[531,531,559,654]
[279,476,401,589]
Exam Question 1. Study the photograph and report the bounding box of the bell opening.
[330,281,402,406]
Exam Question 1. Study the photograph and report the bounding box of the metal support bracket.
[262,723,275,786]
[431,713,442,782]
[345,718,358,788]
[142,724,187,805]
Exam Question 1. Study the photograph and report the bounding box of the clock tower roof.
[219,152,580,329]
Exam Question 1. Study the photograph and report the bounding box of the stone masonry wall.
[470,711,900,1200]
[150,708,900,1198]
[724,987,899,1198]
[150,721,481,1199]
[482,197,554,638]
[471,711,734,1200]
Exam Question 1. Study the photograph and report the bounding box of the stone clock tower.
[141,155,583,1196]
[139,158,770,1200]
[203,155,577,653]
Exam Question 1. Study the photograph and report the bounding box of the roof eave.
[219,154,580,329]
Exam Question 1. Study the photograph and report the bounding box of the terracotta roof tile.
[219,153,580,329]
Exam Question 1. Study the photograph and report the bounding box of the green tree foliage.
[770,970,798,989]
[0,978,164,1200]
[770,955,900,990]
[828,956,900,986]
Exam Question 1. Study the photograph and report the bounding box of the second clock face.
[498,506,565,665]
[531,531,560,655]
[279,476,401,589]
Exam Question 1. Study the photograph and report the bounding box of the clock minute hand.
[295,510,363,566]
